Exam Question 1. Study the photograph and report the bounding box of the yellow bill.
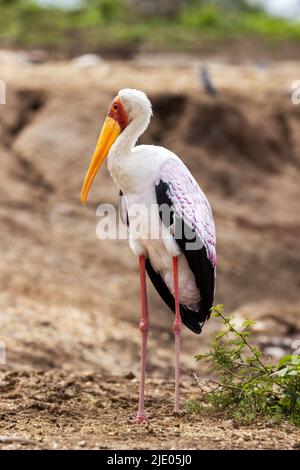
[81,116,121,205]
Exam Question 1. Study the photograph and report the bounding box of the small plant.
[192,305,300,426]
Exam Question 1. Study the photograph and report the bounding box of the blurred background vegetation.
[1,0,300,56]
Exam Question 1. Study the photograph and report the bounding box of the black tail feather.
[145,259,202,334]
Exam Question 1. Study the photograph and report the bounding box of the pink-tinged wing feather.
[159,159,216,266]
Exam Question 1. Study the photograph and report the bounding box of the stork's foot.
[133,414,148,424]
[173,409,186,418]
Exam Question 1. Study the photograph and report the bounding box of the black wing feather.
[119,186,215,335]
[154,180,215,330]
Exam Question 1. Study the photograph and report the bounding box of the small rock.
[264,346,286,359]
[172,410,186,418]
[94,399,104,408]
[71,54,103,69]
[124,371,135,380]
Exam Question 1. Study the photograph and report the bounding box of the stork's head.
[81,88,152,205]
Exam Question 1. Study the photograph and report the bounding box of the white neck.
[107,115,150,192]
[109,114,149,159]
[107,112,151,192]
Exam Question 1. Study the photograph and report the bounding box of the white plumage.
[107,89,215,311]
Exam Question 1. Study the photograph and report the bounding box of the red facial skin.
[108,97,128,131]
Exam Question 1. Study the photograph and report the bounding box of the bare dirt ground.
[0,51,299,449]
[0,370,299,450]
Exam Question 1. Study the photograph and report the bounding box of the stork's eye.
[113,103,119,111]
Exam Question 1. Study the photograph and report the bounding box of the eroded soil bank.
[0,53,299,448]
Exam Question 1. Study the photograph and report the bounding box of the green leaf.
[287,370,298,376]
[194,354,207,362]
[278,355,292,367]
[242,320,256,328]
[291,355,300,365]
[274,367,288,377]
[211,304,224,317]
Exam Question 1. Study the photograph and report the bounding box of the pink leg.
[135,255,149,423]
[173,256,182,413]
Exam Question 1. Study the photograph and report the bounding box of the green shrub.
[191,305,300,426]
[1,1,300,52]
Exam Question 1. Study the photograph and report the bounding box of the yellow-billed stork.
[81,89,216,422]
